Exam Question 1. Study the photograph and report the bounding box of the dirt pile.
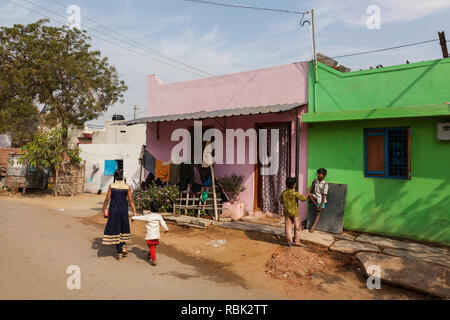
[265,246,327,283]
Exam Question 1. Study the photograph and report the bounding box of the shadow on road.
[129,245,152,264]
[91,237,116,257]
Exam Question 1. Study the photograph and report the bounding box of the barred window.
[364,127,411,179]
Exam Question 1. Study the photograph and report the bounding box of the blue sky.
[1,0,449,125]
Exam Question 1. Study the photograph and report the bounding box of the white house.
[77,118,146,193]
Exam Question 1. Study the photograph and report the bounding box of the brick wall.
[0,148,21,167]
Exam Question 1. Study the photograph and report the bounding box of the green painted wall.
[306,58,450,245]
[307,117,450,245]
[309,58,450,113]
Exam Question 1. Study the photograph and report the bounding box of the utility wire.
[331,39,439,59]
[23,0,212,77]
[184,0,309,15]
[48,0,214,77]
[8,0,211,77]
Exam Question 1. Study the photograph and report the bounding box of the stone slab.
[214,221,335,248]
[330,240,380,254]
[297,230,336,248]
[356,252,450,299]
[355,234,449,255]
[240,216,283,227]
[334,233,356,241]
[383,248,450,269]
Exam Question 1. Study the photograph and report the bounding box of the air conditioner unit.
[437,123,450,141]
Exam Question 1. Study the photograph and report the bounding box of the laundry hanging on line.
[155,159,171,182]
[143,149,155,175]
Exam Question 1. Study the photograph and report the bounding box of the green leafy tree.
[18,126,81,195]
[0,19,128,146]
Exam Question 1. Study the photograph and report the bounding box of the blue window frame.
[364,127,411,179]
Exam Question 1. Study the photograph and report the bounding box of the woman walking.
[101,169,137,260]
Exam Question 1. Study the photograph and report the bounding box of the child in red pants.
[132,200,168,266]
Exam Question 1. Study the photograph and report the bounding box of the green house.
[303,58,450,245]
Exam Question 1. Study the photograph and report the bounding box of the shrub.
[132,184,180,213]
[216,174,246,203]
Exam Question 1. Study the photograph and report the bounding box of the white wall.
[92,121,146,145]
[80,144,143,193]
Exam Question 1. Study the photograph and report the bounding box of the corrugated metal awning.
[113,103,305,126]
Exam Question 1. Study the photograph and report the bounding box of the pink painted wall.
[145,110,309,218]
[146,62,309,218]
[147,62,309,116]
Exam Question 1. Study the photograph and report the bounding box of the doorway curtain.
[261,123,290,214]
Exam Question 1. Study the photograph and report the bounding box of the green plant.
[216,174,246,203]
[133,184,180,213]
[18,126,81,196]
[185,210,196,217]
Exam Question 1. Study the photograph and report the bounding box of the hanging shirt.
[132,212,168,240]
[143,150,155,175]
[155,159,170,182]
[170,163,180,185]
[202,141,214,168]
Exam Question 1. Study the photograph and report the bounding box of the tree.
[0,99,40,147]
[18,126,81,196]
[0,19,128,146]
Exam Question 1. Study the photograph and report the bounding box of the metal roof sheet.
[114,103,305,126]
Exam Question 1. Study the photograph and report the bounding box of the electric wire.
[184,0,308,15]
[331,39,439,59]
[7,0,212,77]
[48,0,214,77]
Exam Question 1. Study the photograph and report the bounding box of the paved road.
[0,199,283,300]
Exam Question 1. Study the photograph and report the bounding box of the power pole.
[438,31,449,58]
[133,105,139,120]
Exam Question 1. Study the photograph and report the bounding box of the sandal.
[116,253,123,261]
[122,246,128,257]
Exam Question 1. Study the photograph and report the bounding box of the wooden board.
[306,183,347,234]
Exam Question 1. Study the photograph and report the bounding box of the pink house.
[123,61,309,219]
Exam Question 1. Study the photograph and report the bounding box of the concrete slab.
[355,234,449,255]
[330,240,380,254]
[383,248,450,269]
[240,216,283,227]
[214,221,285,237]
[297,230,336,248]
[356,252,450,299]
[334,233,356,241]
[214,221,335,248]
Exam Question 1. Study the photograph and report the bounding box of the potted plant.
[217,174,246,220]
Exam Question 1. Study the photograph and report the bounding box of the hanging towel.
[155,159,170,182]
[104,160,117,176]
[143,150,155,175]
[170,163,180,185]
[202,141,214,168]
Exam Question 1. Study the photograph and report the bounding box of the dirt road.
[0,199,283,299]
[0,193,429,299]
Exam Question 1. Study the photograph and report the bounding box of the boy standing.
[279,177,308,247]
[307,168,329,233]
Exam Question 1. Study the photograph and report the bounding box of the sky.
[1,0,449,126]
